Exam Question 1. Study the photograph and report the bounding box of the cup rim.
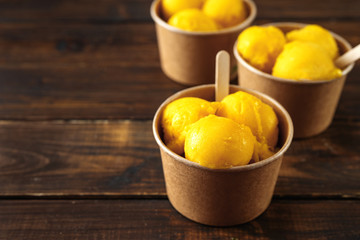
[233,22,355,85]
[152,84,294,173]
[150,0,257,36]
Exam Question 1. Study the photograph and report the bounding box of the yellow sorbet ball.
[286,24,339,59]
[161,97,219,155]
[161,0,205,20]
[202,0,247,28]
[168,8,219,32]
[184,115,256,169]
[237,26,286,73]
[272,41,342,81]
[217,91,279,155]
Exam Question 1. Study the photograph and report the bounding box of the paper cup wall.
[153,85,293,226]
[150,0,256,86]
[234,22,354,138]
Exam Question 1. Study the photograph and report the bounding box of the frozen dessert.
[184,115,255,169]
[217,91,279,148]
[217,91,278,161]
[161,0,205,20]
[168,9,219,32]
[286,24,339,59]
[236,24,342,81]
[161,0,247,32]
[236,25,286,73]
[272,41,342,81]
[202,0,247,28]
[161,91,279,169]
[161,97,219,155]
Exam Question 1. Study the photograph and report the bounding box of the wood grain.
[0,65,357,120]
[0,21,358,69]
[0,22,358,120]
[0,199,359,240]
[0,23,159,68]
[0,0,358,238]
[0,65,183,120]
[0,0,358,22]
[0,121,165,197]
[0,120,358,198]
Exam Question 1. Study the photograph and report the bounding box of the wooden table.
[0,0,359,239]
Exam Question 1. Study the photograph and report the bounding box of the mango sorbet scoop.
[161,97,219,156]
[217,91,279,162]
[161,90,279,169]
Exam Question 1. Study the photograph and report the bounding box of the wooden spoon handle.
[215,51,230,102]
[335,44,360,69]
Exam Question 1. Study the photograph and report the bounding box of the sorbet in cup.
[153,84,293,226]
[150,0,256,85]
[234,22,354,138]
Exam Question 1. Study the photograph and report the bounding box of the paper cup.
[150,0,256,86]
[153,84,293,226]
[234,22,355,138]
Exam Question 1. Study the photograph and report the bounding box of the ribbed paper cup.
[153,84,293,226]
[150,0,256,86]
[234,22,354,138]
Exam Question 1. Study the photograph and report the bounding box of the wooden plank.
[276,118,360,197]
[0,64,357,120]
[256,0,360,20]
[0,65,183,120]
[0,0,358,22]
[0,23,159,69]
[0,120,358,198]
[0,0,152,22]
[0,121,166,197]
[0,22,358,120]
[0,21,358,69]
[0,199,359,239]
[0,22,183,120]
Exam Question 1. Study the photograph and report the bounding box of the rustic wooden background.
[0,0,359,239]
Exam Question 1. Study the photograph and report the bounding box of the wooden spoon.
[215,50,230,102]
[335,43,360,69]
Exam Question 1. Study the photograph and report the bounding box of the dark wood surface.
[1,200,359,239]
[0,0,359,239]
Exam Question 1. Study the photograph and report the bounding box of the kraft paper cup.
[153,84,293,226]
[150,0,256,86]
[234,22,355,138]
